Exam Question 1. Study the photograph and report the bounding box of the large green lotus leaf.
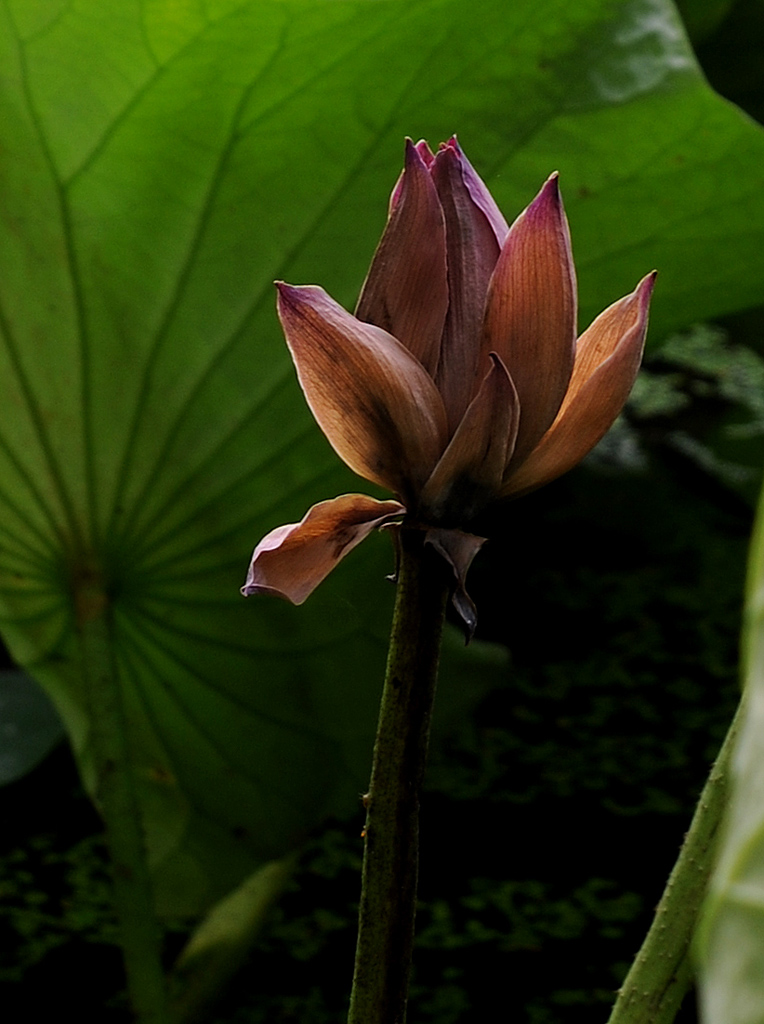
[2,0,764,916]
[699,485,764,1023]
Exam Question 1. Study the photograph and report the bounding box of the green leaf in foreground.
[698,479,764,1024]
[2,0,764,917]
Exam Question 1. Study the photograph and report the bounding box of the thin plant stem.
[75,569,170,1024]
[347,528,450,1024]
[606,702,741,1024]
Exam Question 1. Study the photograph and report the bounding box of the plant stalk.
[606,703,740,1024]
[347,528,450,1024]
[75,570,169,1024]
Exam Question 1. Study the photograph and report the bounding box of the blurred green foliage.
[0,834,117,983]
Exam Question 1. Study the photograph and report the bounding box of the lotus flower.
[243,137,655,630]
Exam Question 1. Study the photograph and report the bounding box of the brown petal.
[277,283,448,502]
[484,173,577,466]
[503,272,656,498]
[446,137,508,247]
[241,495,405,604]
[431,143,504,431]
[356,139,449,376]
[419,354,519,523]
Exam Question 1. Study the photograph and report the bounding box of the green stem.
[607,703,740,1024]
[347,528,449,1024]
[75,572,169,1024]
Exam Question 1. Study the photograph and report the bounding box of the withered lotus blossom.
[242,137,655,632]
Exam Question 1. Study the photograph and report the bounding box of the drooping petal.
[431,143,504,431]
[419,354,519,524]
[484,173,577,466]
[241,495,405,605]
[277,283,448,502]
[503,272,656,498]
[445,137,508,247]
[425,527,487,640]
[356,139,449,375]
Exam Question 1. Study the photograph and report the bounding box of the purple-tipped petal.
[356,139,449,375]
[419,354,519,523]
[484,173,577,467]
[431,144,505,430]
[503,272,656,498]
[277,283,448,502]
[241,495,405,604]
[444,137,508,247]
[414,139,436,168]
[389,138,435,209]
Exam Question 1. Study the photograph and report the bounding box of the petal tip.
[275,281,307,322]
[241,569,295,604]
[275,280,297,302]
[641,270,658,295]
[392,139,433,207]
[403,136,432,173]
[433,139,459,171]
[515,173,566,240]
[413,138,435,165]
[534,172,563,212]
[240,581,272,599]
[632,271,657,317]
[276,281,329,320]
